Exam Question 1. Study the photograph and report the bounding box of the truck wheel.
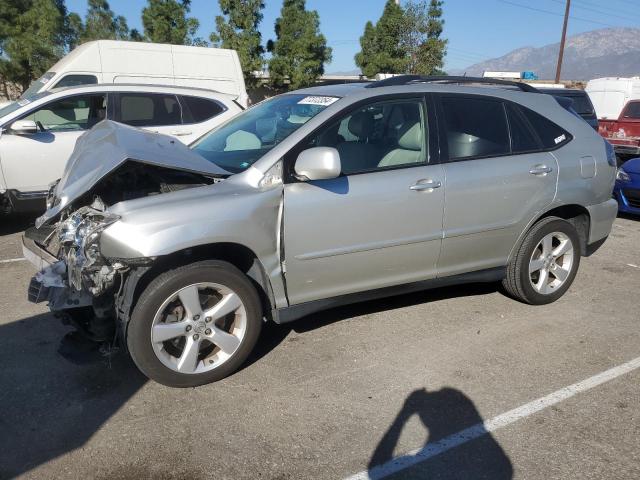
[127,260,262,387]
[503,217,581,305]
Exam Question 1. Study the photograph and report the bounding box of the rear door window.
[180,96,225,123]
[506,104,540,153]
[519,106,571,149]
[440,96,510,160]
[116,93,182,127]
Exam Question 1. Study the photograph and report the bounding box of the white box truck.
[17,40,249,108]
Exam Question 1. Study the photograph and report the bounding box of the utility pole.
[555,0,571,84]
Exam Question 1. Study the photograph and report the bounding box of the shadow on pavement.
[0,282,498,478]
[0,313,147,479]
[368,388,513,480]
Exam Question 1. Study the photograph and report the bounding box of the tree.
[77,0,130,43]
[142,0,200,45]
[355,0,407,77]
[0,0,68,93]
[267,0,332,90]
[210,0,264,89]
[402,0,447,75]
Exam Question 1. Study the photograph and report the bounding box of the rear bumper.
[4,189,47,213]
[586,198,618,244]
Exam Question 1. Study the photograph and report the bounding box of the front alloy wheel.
[128,260,262,387]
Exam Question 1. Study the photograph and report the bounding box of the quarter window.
[180,96,224,123]
[20,94,106,132]
[304,99,428,175]
[441,96,510,160]
[519,106,570,149]
[117,93,182,127]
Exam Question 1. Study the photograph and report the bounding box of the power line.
[497,0,618,28]
[550,0,640,23]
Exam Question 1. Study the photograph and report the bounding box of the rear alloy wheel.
[128,260,262,387]
[503,217,581,305]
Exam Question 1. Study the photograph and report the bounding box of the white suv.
[0,84,242,214]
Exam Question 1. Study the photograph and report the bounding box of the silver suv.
[24,76,618,387]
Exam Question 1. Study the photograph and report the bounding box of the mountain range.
[451,28,640,80]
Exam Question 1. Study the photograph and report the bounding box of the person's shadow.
[368,388,513,479]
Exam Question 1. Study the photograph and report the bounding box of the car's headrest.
[348,111,375,140]
[398,122,423,151]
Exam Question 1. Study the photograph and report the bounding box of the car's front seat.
[378,121,425,167]
[336,111,380,173]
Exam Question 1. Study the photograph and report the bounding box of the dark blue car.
[614,158,640,215]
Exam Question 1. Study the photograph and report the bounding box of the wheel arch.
[509,204,591,264]
[119,242,276,328]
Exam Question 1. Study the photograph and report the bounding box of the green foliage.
[0,0,67,91]
[210,0,264,89]
[142,0,201,45]
[267,0,332,90]
[404,0,447,75]
[355,0,407,77]
[355,0,447,77]
[74,0,130,43]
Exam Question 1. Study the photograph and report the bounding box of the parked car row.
[21,75,617,387]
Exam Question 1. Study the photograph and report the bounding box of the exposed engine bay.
[28,160,222,341]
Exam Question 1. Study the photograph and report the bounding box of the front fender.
[100,183,286,306]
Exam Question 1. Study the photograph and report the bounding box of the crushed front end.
[24,199,131,342]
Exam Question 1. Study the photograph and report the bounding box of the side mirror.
[295,147,341,181]
[9,120,38,135]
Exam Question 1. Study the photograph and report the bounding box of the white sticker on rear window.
[554,134,566,144]
[297,96,339,106]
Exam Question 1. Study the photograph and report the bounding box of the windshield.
[192,94,339,173]
[0,91,51,121]
[20,71,56,99]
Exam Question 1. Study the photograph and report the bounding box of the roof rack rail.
[364,75,540,93]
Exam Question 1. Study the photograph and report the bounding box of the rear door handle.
[529,165,553,176]
[171,131,192,136]
[410,179,442,191]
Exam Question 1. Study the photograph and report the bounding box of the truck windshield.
[192,94,339,173]
[20,72,56,99]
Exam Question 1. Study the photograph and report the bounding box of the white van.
[19,40,249,108]
[585,77,640,120]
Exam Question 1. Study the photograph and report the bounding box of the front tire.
[127,260,262,387]
[503,217,581,305]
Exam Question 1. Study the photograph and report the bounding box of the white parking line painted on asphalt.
[345,356,640,480]
[627,263,639,269]
[0,257,26,264]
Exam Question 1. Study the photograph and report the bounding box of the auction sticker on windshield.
[297,96,339,106]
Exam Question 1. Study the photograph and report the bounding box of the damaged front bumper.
[23,230,93,310]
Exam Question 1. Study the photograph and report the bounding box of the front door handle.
[171,131,192,136]
[529,165,553,176]
[410,179,442,191]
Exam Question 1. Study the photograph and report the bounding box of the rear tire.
[503,217,581,305]
[127,260,262,387]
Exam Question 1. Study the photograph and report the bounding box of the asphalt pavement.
[0,213,639,479]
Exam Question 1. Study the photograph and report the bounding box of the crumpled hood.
[37,120,229,226]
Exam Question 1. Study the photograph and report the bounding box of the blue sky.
[66,0,640,73]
